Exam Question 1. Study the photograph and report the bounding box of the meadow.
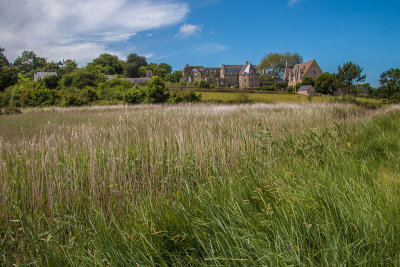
[1,103,400,265]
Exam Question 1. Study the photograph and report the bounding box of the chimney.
[246,61,249,65]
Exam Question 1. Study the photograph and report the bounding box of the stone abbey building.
[284,59,322,87]
[181,62,260,89]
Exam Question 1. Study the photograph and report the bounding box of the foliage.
[0,47,10,67]
[63,69,102,89]
[145,76,170,103]
[192,80,211,88]
[169,90,201,103]
[260,85,279,91]
[42,74,60,89]
[124,87,145,104]
[13,50,47,74]
[123,53,148,78]
[259,52,303,82]
[377,68,400,101]
[90,53,124,75]
[22,84,59,106]
[0,66,18,91]
[57,60,78,77]
[80,87,98,103]
[139,63,172,79]
[315,72,338,95]
[300,76,315,86]
[165,71,182,83]
[337,61,366,93]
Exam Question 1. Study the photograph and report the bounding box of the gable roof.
[240,62,258,75]
[223,65,243,74]
[293,60,316,73]
[298,85,314,91]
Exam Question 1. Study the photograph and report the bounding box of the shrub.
[80,87,98,103]
[145,76,170,103]
[22,85,59,106]
[43,74,60,89]
[170,91,201,103]
[286,86,295,93]
[124,87,145,104]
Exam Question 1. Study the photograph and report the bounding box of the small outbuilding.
[297,85,315,96]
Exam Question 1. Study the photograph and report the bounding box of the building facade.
[181,62,260,89]
[284,59,322,87]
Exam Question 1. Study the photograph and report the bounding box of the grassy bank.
[1,103,400,265]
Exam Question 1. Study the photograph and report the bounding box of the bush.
[80,87,98,103]
[260,85,278,92]
[286,86,295,93]
[0,66,18,91]
[170,91,201,103]
[193,80,211,88]
[43,74,60,89]
[22,85,59,106]
[145,76,170,103]
[124,88,145,104]
[62,92,85,106]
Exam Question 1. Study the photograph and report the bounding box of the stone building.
[181,62,260,89]
[284,59,322,87]
[34,72,57,81]
[297,85,315,96]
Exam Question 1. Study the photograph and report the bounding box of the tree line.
[0,48,196,110]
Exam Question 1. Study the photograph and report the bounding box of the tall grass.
[1,103,400,265]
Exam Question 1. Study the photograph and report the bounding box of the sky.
[1,0,400,86]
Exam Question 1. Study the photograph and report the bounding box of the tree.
[43,74,60,89]
[0,47,10,67]
[315,72,338,95]
[377,68,400,100]
[0,48,18,91]
[57,60,78,77]
[13,51,46,74]
[91,54,123,75]
[337,61,366,94]
[145,76,169,103]
[123,53,148,78]
[259,52,303,82]
[300,76,315,86]
[139,63,172,79]
[165,70,182,83]
[0,67,18,91]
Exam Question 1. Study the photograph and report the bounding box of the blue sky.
[1,0,399,86]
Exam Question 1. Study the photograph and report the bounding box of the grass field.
[198,91,383,105]
[1,103,400,265]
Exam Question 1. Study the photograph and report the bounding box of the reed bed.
[1,103,399,265]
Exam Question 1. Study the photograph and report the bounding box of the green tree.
[301,76,315,86]
[0,48,18,91]
[57,60,78,77]
[0,47,10,67]
[315,72,338,95]
[337,61,366,94]
[13,51,46,74]
[145,76,169,103]
[42,74,60,89]
[377,68,400,100]
[139,63,172,79]
[123,53,148,78]
[165,70,182,83]
[259,52,303,82]
[0,68,18,91]
[91,54,123,75]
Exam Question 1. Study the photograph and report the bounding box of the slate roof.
[223,65,243,74]
[298,85,314,91]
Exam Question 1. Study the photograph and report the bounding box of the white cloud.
[175,24,202,38]
[287,0,300,6]
[196,43,228,54]
[0,0,189,65]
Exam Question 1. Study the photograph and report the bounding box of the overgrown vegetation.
[1,103,400,265]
